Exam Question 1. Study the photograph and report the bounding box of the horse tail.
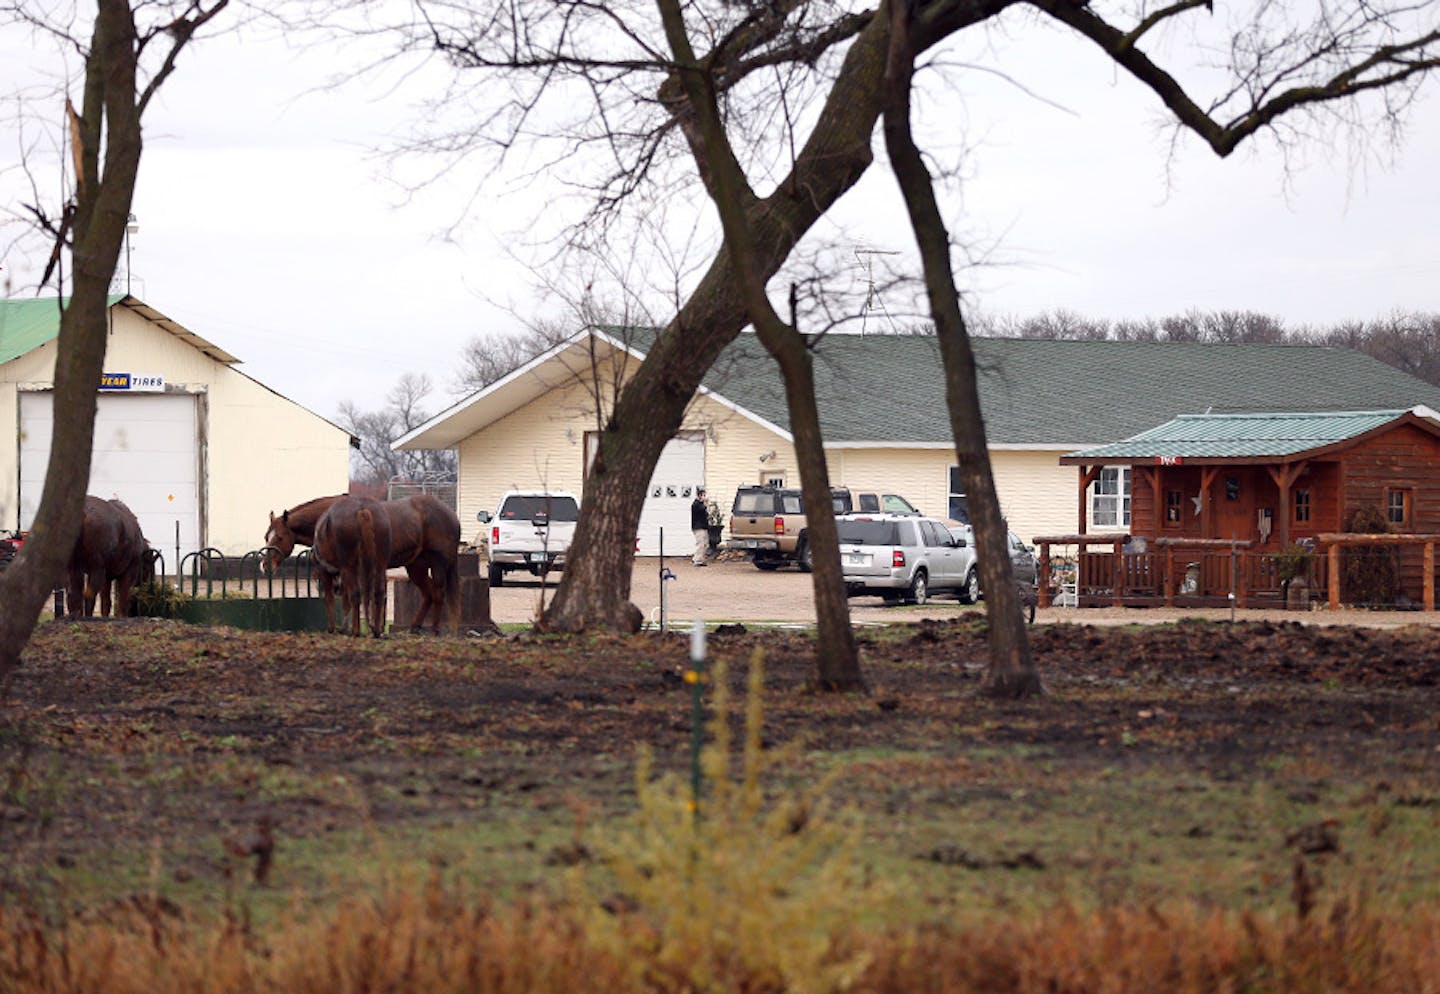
[358,507,383,635]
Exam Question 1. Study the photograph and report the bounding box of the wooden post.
[1038,542,1052,609]
[1235,543,1248,609]
[1426,542,1435,611]
[1328,541,1341,609]
[1164,546,1175,607]
[1112,538,1124,607]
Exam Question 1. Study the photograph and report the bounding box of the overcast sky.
[3,9,1437,426]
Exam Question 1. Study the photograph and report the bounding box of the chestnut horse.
[313,496,391,637]
[68,496,153,617]
[264,493,460,634]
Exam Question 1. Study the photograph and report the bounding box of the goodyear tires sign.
[99,372,165,391]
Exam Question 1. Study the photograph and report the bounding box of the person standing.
[691,488,710,566]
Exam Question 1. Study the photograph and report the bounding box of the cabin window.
[1165,490,1184,526]
[1387,488,1411,526]
[1294,488,1311,524]
[1091,467,1131,528]
[947,466,969,524]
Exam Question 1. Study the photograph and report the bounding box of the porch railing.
[1033,536,1331,609]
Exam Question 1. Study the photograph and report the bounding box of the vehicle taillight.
[892,550,906,568]
[774,516,785,534]
[492,526,500,546]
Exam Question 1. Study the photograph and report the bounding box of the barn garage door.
[635,433,705,557]
[19,391,202,569]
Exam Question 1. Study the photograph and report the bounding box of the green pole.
[688,617,706,817]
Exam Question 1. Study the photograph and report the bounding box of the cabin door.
[1212,471,1255,543]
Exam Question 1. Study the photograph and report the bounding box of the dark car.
[946,525,1039,596]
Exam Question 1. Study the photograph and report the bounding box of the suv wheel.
[958,566,980,604]
[488,562,505,587]
[797,539,813,573]
[908,570,929,605]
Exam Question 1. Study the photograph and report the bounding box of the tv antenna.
[853,248,900,335]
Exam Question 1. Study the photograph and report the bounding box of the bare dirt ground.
[484,555,1431,630]
[4,581,1440,917]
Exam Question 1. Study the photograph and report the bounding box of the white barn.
[1,296,353,566]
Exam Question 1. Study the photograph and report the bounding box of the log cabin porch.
[1046,410,1440,612]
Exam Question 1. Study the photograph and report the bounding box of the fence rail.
[1033,534,1438,611]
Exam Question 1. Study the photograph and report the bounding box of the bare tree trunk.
[0,0,227,687]
[0,2,142,685]
[880,0,1040,698]
[756,329,864,690]
[654,0,864,690]
[542,12,890,639]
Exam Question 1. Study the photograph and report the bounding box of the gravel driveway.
[480,554,1432,630]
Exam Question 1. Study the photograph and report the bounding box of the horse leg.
[85,569,104,617]
[346,568,362,636]
[369,565,387,638]
[403,563,433,633]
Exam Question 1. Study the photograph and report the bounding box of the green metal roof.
[0,295,240,365]
[0,296,123,364]
[1063,409,1419,461]
[694,334,1440,446]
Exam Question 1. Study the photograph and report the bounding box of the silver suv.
[838,514,976,605]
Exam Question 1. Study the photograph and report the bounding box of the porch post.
[1164,545,1175,607]
[1112,538,1124,607]
[1200,467,1218,539]
[1150,466,1164,537]
[1038,542,1052,609]
[1078,466,1100,535]
[1328,541,1341,609]
[1266,462,1306,547]
[1426,541,1435,611]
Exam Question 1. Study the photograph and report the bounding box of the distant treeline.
[968,309,1440,390]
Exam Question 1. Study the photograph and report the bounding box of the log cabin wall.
[1336,423,1440,598]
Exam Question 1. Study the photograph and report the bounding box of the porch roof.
[1060,409,1433,463]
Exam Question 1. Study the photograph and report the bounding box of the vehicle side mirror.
[954,537,967,548]
[477,511,491,523]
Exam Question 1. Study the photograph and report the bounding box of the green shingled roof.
[694,334,1440,446]
[1064,410,1416,461]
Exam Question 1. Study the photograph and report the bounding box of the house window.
[1294,488,1311,524]
[947,466,969,524]
[1387,488,1411,526]
[1165,490,1183,526]
[1091,467,1131,528]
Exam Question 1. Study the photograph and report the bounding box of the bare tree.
[657,0,863,690]
[343,0,1440,670]
[340,373,456,484]
[452,322,574,396]
[0,0,230,684]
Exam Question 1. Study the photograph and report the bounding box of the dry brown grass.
[4,885,1438,994]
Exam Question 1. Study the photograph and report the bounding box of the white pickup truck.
[478,490,580,586]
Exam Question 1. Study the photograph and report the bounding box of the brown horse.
[68,496,153,617]
[313,496,391,637]
[264,493,461,634]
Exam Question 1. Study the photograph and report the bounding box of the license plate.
[845,553,867,566]
[528,552,548,564]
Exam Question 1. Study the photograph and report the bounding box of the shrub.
[574,649,884,994]
[1341,506,1398,607]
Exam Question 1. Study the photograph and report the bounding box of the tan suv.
[728,486,921,571]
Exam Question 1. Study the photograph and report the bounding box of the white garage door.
[635,433,705,557]
[20,391,202,570]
